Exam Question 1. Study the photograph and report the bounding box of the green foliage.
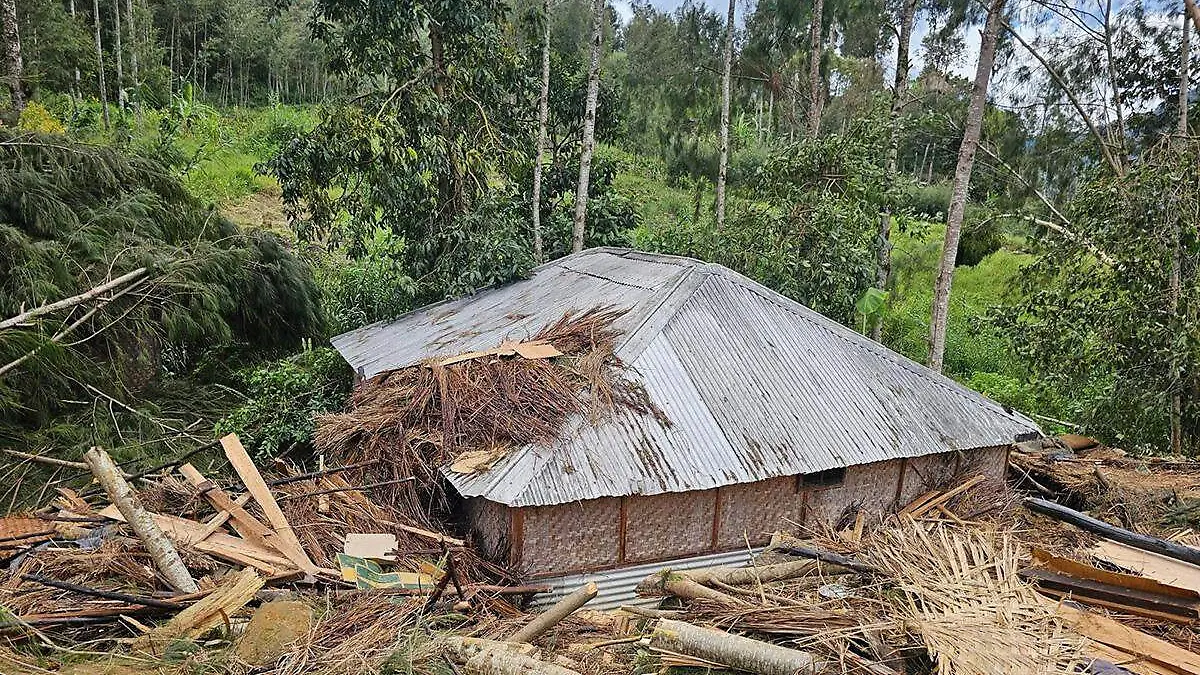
[902,181,952,221]
[17,102,66,134]
[308,227,417,335]
[0,130,323,443]
[1004,141,1200,452]
[273,0,534,302]
[216,348,351,459]
[527,149,639,260]
[638,124,895,324]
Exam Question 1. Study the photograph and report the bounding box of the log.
[464,649,581,675]
[1023,498,1200,567]
[510,582,598,643]
[771,544,884,575]
[686,560,830,587]
[650,619,826,675]
[133,567,263,653]
[83,447,198,593]
[637,571,750,606]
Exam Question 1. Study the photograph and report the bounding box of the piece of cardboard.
[344,533,398,561]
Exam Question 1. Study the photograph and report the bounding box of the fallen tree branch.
[1024,497,1200,566]
[650,619,827,675]
[0,268,148,331]
[20,574,185,610]
[771,544,885,575]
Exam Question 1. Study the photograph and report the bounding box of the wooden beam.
[893,458,907,508]
[510,508,525,569]
[710,488,722,552]
[618,497,627,563]
[220,434,318,575]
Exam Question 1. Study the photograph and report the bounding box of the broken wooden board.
[1023,567,1200,622]
[178,463,279,553]
[1053,601,1200,675]
[99,505,294,575]
[221,434,319,576]
[133,568,264,653]
[1093,540,1200,594]
[0,516,54,549]
[1086,642,1181,675]
[1032,548,1200,599]
[436,339,563,368]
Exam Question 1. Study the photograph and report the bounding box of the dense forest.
[2,0,1199,493]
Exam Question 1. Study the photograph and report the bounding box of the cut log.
[650,619,825,675]
[133,567,263,653]
[83,447,198,593]
[464,648,581,675]
[439,636,539,661]
[221,434,319,575]
[511,582,598,643]
[1024,498,1200,567]
[637,571,751,606]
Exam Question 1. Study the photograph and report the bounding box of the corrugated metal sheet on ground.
[528,547,767,610]
[330,247,1042,508]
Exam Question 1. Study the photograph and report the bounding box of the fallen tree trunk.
[83,447,198,593]
[464,649,581,675]
[511,582,597,643]
[650,619,826,675]
[637,571,750,606]
[1024,498,1200,567]
[687,560,823,586]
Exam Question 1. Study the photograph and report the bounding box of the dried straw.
[863,522,1085,675]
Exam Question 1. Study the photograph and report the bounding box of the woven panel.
[624,489,715,563]
[899,451,961,505]
[463,498,510,563]
[717,477,802,549]
[961,446,1008,481]
[520,498,621,576]
[806,458,903,526]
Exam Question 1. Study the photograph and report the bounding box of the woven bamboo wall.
[470,446,1011,577]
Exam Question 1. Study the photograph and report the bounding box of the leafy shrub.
[310,227,417,334]
[216,348,352,460]
[901,181,952,220]
[17,101,66,134]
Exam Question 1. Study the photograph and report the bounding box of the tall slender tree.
[1,0,22,112]
[928,0,1005,372]
[571,0,605,253]
[112,0,124,110]
[807,0,825,136]
[126,0,136,108]
[532,0,551,262]
[871,0,920,341]
[1171,5,1190,454]
[714,0,736,229]
[92,0,109,128]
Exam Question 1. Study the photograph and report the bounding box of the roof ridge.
[706,268,1037,429]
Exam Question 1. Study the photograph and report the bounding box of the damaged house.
[330,248,1040,590]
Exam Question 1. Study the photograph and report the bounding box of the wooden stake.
[83,447,197,593]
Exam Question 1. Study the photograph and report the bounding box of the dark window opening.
[802,467,846,489]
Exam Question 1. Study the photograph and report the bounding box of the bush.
[902,181,952,220]
[17,101,66,134]
[216,348,352,460]
[309,227,417,335]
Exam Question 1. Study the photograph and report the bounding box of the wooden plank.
[1022,567,1200,620]
[898,490,939,517]
[909,475,986,518]
[178,463,279,552]
[197,492,252,542]
[132,567,263,653]
[220,434,318,575]
[1054,601,1200,675]
[1094,540,1200,594]
[1033,548,1200,599]
[1086,643,1181,675]
[99,505,293,574]
[1037,587,1196,624]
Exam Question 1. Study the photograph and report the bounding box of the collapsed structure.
[331,248,1041,582]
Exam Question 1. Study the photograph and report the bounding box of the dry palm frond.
[865,522,1085,675]
[271,593,422,675]
[314,306,662,525]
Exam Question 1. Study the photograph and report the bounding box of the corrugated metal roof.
[330,247,1042,507]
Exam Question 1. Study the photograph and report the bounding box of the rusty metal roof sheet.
[330,247,1041,507]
